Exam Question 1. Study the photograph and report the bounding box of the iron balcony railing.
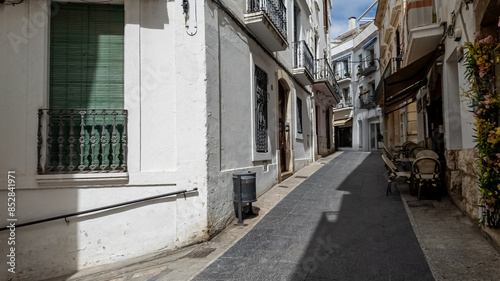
[314,58,335,86]
[293,40,314,78]
[37,109,128,174]
[333,99,353,109]
[334,70,351,80]
[248,0,287,40]
[358,54,377,77]
[360,91,377,109]
[315,58,344,101]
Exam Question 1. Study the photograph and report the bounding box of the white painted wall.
[440,0,476,150]
[0,1,208,280]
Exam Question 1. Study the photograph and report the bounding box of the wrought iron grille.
[315,58,343,101]
[314,59,334,85]
[293,41,314,77]
[255,66,268,153]
[247,0,287,40]
[37,109,128,174]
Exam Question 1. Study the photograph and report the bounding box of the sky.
[330,0,378,39]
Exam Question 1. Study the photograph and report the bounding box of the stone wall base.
[445,148,480,220]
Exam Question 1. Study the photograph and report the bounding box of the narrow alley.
[193,151,433,280]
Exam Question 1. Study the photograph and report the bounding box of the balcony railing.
[360,91,376,109]
[38,109,128,174]
[314,59,334,85]
[293,40,314,77]
[333,99,353,109]
[358,62,377,77]
[334,70,351,81]
[248,0,287,40]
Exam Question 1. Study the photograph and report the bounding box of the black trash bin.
[233,172,257,225]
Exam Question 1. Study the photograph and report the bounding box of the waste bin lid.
[233,171,256,177]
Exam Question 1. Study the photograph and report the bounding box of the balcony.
[405,0,441,64]
[390,0,402,27]
[333,99,353,110]
[37,109,128,174]
[384,27,393,42]
[293,40,314,85]
[358,61,377,77]
[359,90,376,109]
[244,0,288,52]
[312,58,341,102]
[334,70,352,84]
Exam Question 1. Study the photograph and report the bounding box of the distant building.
[331,16,383,151]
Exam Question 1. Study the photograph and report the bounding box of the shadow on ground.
[193,152,434,281]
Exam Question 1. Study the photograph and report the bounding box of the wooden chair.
[415,150,439,159]
[412,157,441,200]
[382,144,399,163]
[409,146,426,158]
[403,142,418,158]
[382,154,411,195]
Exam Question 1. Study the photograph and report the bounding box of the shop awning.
[384,49,438,114]
[333,118,352,127]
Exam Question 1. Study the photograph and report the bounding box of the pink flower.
[484,94,492,109]
[475,31,481,39]
[476,108,483,115]
[496,153,500,158]
[479,69,487,78]
[484,35,494,44]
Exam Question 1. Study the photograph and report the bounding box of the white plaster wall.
[0,1,209,280]
[441,0,475,150]
[204,1,283,235]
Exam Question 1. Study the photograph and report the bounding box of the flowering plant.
[464,31,500,228]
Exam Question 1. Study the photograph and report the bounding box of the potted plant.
[377,133,384,148]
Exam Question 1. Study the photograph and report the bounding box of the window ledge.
[36,172,129,186]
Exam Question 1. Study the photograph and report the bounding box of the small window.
[296,97,303,134]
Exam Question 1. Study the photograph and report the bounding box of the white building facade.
[0,0,339,279]
[331,19,382,151]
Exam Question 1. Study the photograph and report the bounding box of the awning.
[384,49,438,114]
[333,118,352,127]
[362,37,377,49]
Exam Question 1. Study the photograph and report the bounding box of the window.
[40,3,126,174]
[255,66,268,153]
[296,97,303,134]
[50,3,124,110]
[343,88,349,102]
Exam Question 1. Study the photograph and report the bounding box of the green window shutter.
[49,3,124,110]
[46,3,125,172]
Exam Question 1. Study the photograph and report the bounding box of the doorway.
[370,122,380,150]
[279,83,289,173]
